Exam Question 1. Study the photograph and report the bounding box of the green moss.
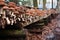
[0,30,25,36]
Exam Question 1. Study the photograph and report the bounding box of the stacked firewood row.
[0,0,58,40]
[0,0,57,29]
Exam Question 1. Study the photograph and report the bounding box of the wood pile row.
[0,0,58,40]
[0,0,57,29]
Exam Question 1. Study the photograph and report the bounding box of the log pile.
[0,0,58,40]
[0,0,58,29]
